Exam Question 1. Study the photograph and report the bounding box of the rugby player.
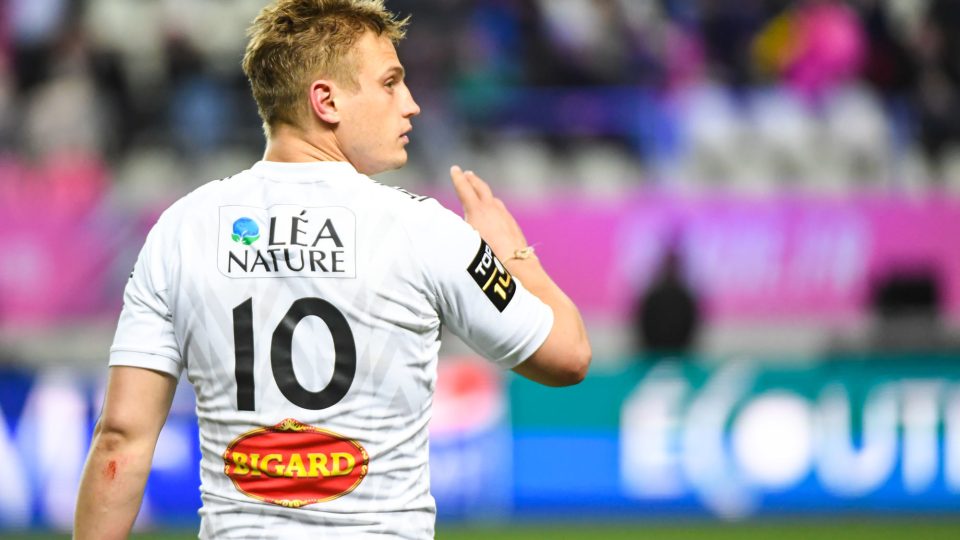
[74,1,590,538]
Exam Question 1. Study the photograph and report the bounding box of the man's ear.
[309,80,340,124]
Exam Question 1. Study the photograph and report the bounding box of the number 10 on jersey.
[232,297,357,411]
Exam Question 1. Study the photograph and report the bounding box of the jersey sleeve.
[411,202,554,370]
[109,213,183,378]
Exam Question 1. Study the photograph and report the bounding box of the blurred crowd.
[1,0,959,364]
[0,0,959,197]
[398,0,960,193]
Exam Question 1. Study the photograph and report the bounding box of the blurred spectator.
[23,35,111,159]
[633,247,701,359]
[9,0,72,92]
[786,1,867,102]
[0,60,14,148]
[698,0,773,88]
[165,33,232,159]
[913,0,960,180]
[869,269,949,352]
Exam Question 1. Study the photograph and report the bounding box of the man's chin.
[383,151,410,173]
[361,153,408,176]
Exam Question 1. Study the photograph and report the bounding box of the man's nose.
[404,89,421,117]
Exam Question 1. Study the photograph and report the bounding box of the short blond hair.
[242,0,408,134]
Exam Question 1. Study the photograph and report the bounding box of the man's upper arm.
[110,213,184,378]
[98,366,178,441]
[414,204,553,369]
[101,215,182,441]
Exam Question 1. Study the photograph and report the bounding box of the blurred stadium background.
[2,0,960,538]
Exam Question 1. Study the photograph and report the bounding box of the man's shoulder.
[150,170,253,232]
[173,170,256,208]
[360,178,454,225]
[368,179,460,223]
[181,170,254,204]
[363,178,433,208]
[360,179,479,260]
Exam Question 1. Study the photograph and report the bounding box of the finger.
[465,170,494,201]
[450,165,479,207]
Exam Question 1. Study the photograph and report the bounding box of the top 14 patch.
[467,240,516,312]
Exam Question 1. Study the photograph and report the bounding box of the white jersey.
[109,161,553,539]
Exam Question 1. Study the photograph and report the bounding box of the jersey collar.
[250,160,360,182]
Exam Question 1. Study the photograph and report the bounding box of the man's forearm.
[506,255,591,386]
[506,257,587,341]
[74,428,154,540]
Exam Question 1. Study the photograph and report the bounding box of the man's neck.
[263,124,349,164]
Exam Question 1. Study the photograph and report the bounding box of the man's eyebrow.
[383,65,405,79]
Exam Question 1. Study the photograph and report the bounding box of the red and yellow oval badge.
[223,418,368,508]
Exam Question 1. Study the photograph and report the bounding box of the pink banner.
[4,182,959,326]
[0,154,117,325]
[507,193,960,322]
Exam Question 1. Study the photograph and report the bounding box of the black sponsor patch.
[467,240,516,312]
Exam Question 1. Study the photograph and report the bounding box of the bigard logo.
[219,205,356,278]
[223,419,369,507]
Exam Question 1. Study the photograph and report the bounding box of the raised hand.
[449,165,529,262]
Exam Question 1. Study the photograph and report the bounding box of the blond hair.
[242,0,408,134]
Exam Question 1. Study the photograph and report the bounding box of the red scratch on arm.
[103,460,118,481]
